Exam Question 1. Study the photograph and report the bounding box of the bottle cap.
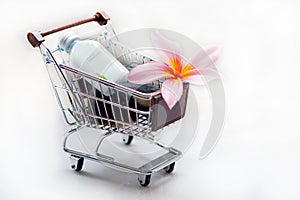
[59,31,80,53]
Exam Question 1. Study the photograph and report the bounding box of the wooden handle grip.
[27,11,110,48]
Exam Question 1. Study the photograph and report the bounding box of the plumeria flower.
[128,31,221,109]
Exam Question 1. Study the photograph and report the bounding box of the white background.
[1,0,300,199]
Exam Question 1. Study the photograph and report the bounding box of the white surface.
[1,0,300,199]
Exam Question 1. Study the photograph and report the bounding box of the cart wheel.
[164,162,175,173]
[138,174,151,187]
[122,135,134,145]
[70,155,84,172]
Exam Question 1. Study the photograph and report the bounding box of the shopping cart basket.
[27,11,189,186]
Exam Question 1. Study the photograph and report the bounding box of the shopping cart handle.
[27,11,110,48]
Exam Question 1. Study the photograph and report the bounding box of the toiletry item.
[94,89,116,127]
[120,82,160,122]
[59,31,129,95]
[121,82,159,107]
[94,82,160,127]
[121,82,189,132]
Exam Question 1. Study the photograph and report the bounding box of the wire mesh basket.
[27,11,190,186]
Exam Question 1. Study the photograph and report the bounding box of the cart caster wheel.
[123,135,133,145]
[70,155,84,172]
[138,174,151,187]
[164,162,175,173]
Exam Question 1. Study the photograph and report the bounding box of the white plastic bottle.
[59,31,129,87]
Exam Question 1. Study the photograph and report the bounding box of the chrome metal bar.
[138,151,182,173]
[41,47,78,125]
[45,46,88,124]
[63,126,182,175]
[59,64,158,99]
[82,78,98,127]
[95,130,114,155]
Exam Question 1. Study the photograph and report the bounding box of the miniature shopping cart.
[27,12,189,186]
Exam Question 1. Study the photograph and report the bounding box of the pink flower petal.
[182,67,220,85]
[127,61,172,84]
[151,30,182,71]
[181,65,200,77]
[161,78,183,109]
[189,45,221,69]
[183,74,205,85]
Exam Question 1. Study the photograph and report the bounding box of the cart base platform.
[64,125,182,186]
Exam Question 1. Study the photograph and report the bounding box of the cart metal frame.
[28,11,189,186]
